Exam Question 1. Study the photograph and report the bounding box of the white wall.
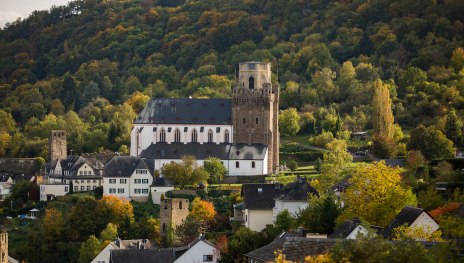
[156,158,266,176]
[174,240,219,263]
[410,212,440,234]
[91,243,113,263]
[346,225,369,239]
[129,170,153,197]
[273,200,308,221]
[245,209,273,232]
[151,186,174,204]
[40,184,68,201]
[103,177,130,199]
[103,170,153,200]
[131,124,234,156]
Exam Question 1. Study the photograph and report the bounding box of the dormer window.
[258,187,263,194]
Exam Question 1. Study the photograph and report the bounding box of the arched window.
[249,76,255,90]
[191,129,198,143]
[224,130,230,143]
[160,128,166,142]
[208,129,213,143]
[174,128,181,142]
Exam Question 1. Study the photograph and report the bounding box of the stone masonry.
[159,198,189,237]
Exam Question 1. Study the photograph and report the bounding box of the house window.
[252,161,255,169]
[93,180,96,183]
[203,255,213,262]
[87,180,90,183]
[93,186,96,190]
[191,129,198,143]
[80,171,83,175]
[160,128,166,142]
[135,189,141,194]
[174,128,181,142]
[109,179,116,184]
[87,186,91,191]
[236,161,239,168]
[74,186,78,191]
[80,186,85,191]
[109,188,116,194]
[142,179,149,184]
[258,188,263,194]
[136,170,147,174]
[135,179,141,184]
[65,186,68,193]
[117,188,124,194]
[224,130,229,143]
[249,76,255,90]
[208,129,213,143]
[142,189,148,194]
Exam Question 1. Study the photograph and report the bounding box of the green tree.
[161,155,209,189]
[316,139,352,192]
[444,109,463,146]
[338,162,417,227]
[78,235,101,263]
[204,157,227,184]
[408,125,455,160]
[275,209,297,231]
[279,107,301,137]
[100,223,118,242]
[297,194,340,234]
[372,79,394,141]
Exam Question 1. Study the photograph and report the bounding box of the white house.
[328,218,370,239]
[0,182,12,201]
[150,177,174,204]
[92,238,154,263]
[39,183,69,201]
[103,156,153,201]
[173,235,220,263]
[273,177,318,221]
[383,206,440,238]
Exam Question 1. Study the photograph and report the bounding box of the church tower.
[49,130,67,163]
[232,62,279,174]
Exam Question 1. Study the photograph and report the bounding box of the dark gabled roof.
[48,155,104,177]
[113,239,156,250]
[281,238,337,262]
[245,232,300,262]
[242,183,282,209]
[330,176,351,192]
[275,177,318,201]
[382,206,426,238]
[135,98,232,125]
[103,156,151,178]
[151,177,173,187]
[328,219,362,239]
[109,249,174,263]
[173,235,217,260]
[139,142,267,160]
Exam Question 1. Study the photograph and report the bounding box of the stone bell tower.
[232,62,279,174]
[49,130,67,163]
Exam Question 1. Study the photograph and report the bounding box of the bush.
[309,131,334,148]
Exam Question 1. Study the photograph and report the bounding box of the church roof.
[139,142,267,160]
[135,98,232,125]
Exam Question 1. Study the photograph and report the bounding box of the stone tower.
[0,230,7,263]
[232,62,279,174]
[159,198,189,238]
[49,130,67,163]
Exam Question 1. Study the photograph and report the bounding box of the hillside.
[0,0,463,158]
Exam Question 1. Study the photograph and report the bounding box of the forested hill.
[0,0,463,158]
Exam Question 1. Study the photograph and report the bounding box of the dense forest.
[0,0,463,159]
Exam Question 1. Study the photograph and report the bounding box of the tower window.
[174,128,181,142]
[236,161,239,168]
[179,201,182,209]
[208,129,213,143]
[252,161,256,169]
[256,118,259,124]
[159,129,166,142]
[243,118,246,124]
[162,223,166,233]
[249,76,255,90]
[192,129,198,143]
[224,130,230,143]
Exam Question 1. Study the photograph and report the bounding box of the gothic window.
[208,129,213,143]
[174,128,181,142]
[224,130,230,143]
[256,117,259,124]
[191,129,198,142]
[249,76,255,90]
[160,128,166,142]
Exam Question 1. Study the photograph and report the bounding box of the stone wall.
[0,158,39,175]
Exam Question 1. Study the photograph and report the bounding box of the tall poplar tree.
[372,79,394,138]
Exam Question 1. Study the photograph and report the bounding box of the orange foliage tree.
[428,202,461,218]
[98,195,134,224]
[191,197,216,222]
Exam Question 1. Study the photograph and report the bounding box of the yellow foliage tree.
[191,197,216,222]
[126,91,150,114]
[98,195,134,224]
[275,250,338,263]
[43,208,64,240]
[391,225,443,242]
[338,161,417,227]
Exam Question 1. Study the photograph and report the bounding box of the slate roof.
[113,239,155,250]
[281,237,337,262]
[245,232,300,262]
[382,206,427,238]
[48,155,104,178]
[151,177,173,187]
[103,156,152,178]
[139,142,267,160]
[330,176,351,192]
[242,183,282,209]
[328,219,362,239]
[275,177,318,201]
[135,98,232,125]
[109,249,174,263]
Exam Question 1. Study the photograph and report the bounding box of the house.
[273,177,318,221]
[0,182,12,201]
[102,156,153,201]
[39,183,69,201]
[331,176,351,207]
[456,149,464,159]
[107,235,219,263]
[245,231,302,263]
[382,206,440,238]
[328,218,374,239]
[150,177,174,204]
[45,155,104,192]
[92,238,155,263]
[233,183,282,231]
[130,62,280,175]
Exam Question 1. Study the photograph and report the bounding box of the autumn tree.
[43,208,64,241]
[78,235,102,263]
[97,195,135,225]
[338,162,417,227]
[279,107,301,137]
[161,155,209,189]
[316,139,352,193]
[126,91,150,114]
[391,225,443,242]
[191,197,216,222]
[100,223,118,242]
[371,79,395,158]
[444,109,463,146]
[204,157,227,184]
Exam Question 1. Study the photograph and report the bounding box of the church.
[130,62,280,176]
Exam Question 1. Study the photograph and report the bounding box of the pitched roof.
[382,206,426,237]
[173,235,217,259]
[242,183,282,209]
[109,249,174,263]
[330,176,351,192]
[328,219,362,239]
[135,98,232,125]
[113,239,156,250]
[281,237,337,262]
[139,142,267,160]
[103,156,151,178]
[275,177,318,201]
[245,232,300,262]
[151,177,173,187]
[48,155,104,177]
